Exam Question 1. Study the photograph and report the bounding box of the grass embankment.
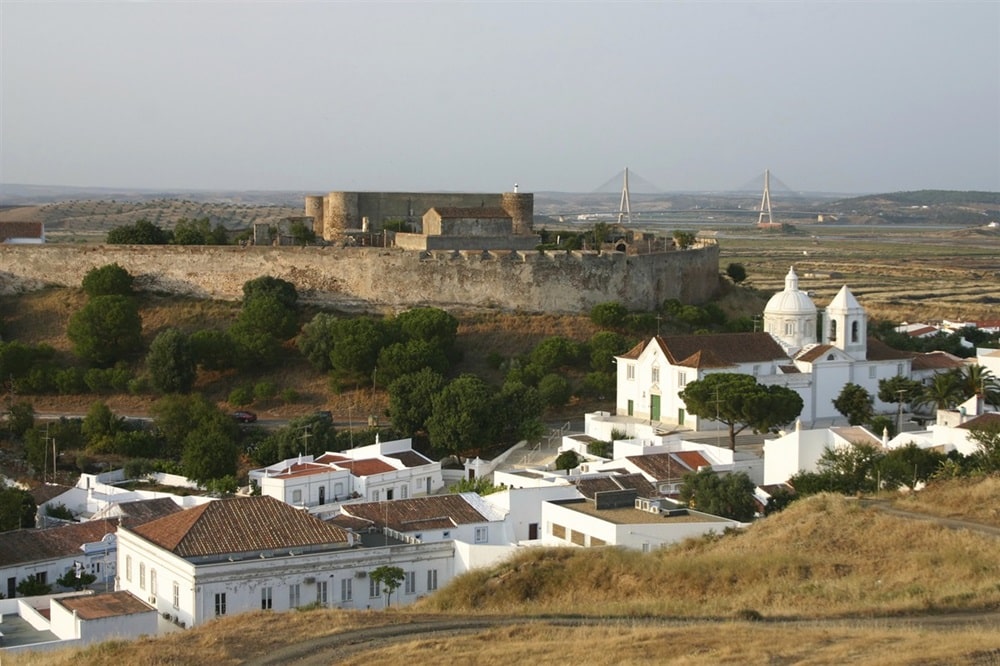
[423,493,1000,619]
[892,476,1000,528]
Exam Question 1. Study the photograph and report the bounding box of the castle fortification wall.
[0,243,719,313]
[315,192,533,238]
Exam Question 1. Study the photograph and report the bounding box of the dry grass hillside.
[9,484,1000,666]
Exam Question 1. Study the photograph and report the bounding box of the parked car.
[232,411,257,423]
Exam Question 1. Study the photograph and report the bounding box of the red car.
[232,411,257,423]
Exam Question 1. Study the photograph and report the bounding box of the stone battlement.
[0,243,719,313]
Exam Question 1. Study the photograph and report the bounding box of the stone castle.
[0,189,720,313]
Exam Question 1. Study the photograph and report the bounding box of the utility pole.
[896,388,906,436]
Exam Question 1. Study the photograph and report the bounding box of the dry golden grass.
[339,622,1000,666]
[893,475,1000,528]
[422,494,1000,619]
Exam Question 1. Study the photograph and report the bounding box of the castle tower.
[501,191,534,235]
[304,196,325,238]
[824,285,867,360]
[323,192,359,240]
[763,266,817,353]
[617,167,632,225]
[757,168,774,226]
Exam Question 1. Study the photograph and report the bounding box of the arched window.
[830,320,838,341]
[851,321,860,343]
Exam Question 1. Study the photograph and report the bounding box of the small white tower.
[763,266,817,353]
[824,285,867,360]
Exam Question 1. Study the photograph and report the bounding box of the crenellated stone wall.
[0,243,719,313]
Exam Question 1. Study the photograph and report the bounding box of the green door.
[627,399,634,416]
[650,394,661,421]
[678,408,685,425]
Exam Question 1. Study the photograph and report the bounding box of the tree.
[969,420,1000,473]
[146,328,197,393]
[106,218,170,244]
[7,401,35,437]
[763,486,796,515]
[913,371,963,413]
[878,443,945,491]
[588,330,628,373]
[530,336,582,373]
[679,469,756,521]
[833,383,875,425]
[182,421,239,484]
[388,369,447,437]
[449,476,508,495]
[877,375,923,406]
[57,567,97,591]
[955,364,1000,406]
[67,295,143,366]
[672,230,696,249]
[16,574,52,597]
[394,307,459,351]
[537,373,572,408]
[0,486,36,531]
[190,329,237,371]
[590,301,628,329]
[151,393,237,459]
[369,565,405,608]
[242,276,299,310]
[288,220,316,246]
[426,375,500,454]
[816,441,884,495]
[679,373,803,450]
[497,381,544,442]
[297,313,339,371]
[81,263,134,297]
[554,450,581,475]
[376,339,449,386]
[82,400,122,451]
[327,317,393,378]
[725,262,747,284]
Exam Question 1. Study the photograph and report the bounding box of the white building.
[250,438,443,508]
[116,495,459,628]
[763,422,885,486]
[615,267,919,430]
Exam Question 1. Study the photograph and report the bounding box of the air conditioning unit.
[303,577,316,585]
[354,571,367,578]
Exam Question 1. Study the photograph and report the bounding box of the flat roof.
[551,499,731,525]
[56,591,155,620]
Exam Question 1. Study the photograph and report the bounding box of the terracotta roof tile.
[672,451,712,471]
[626,453,691,481]
[910,351,966,371]
[384,450,434,468]
[55,591,154,620]
[29,483,73,505]
[342,495,489,532]
[957,413,1000,430]
[0,520,118,567]
[866,337,912,361]
[130,496,349,557]
[338,458,396,476]
[660,333,789,366]
[796,344,836,363]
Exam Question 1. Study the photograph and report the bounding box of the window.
[400,485,408,499]
[427,569,438,592]
[316,581,328,607]
[261,586,273,610]
[139,563,146,590]
[651,366,660,384]
[442,530,450,539]
[150,568,157,595]
[372,490,379,501]
[785,322,794,336]
[830,320,838,341]
[172,582,179,609]
[214,593,227,616]
[678,372,687,387]
[341,578,353,602]
[626,363,635,381]
[369,578,381,599]
[289,584,301,608]
[125,555,132,582]
[869,366,876,379]
[404,571,415,595]
[897,364,904,376]
[292,489,302,504]
[475,526,488,543]
[851,321,860,343]
[752,365,760,376]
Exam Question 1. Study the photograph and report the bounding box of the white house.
[251,437,443,508]
[116,495,459,628]
[616,267,921,431]
[763,422,885,485]
[540,493,741,550]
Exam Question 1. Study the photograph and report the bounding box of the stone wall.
[0,243,719,313]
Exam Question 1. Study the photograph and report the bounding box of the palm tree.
[912,372,963,414]
[954,364,1000,407]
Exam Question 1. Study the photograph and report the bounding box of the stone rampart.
[0,243,719,313]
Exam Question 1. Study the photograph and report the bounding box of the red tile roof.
[620,334,789,367]
[957,413,1000,430]
[342,495,490,532]
[866,338,912,361]
[339,458,396,476]
[55,591,154,620]
[315,453,349,464]
[796,344,836,363]
[910,351,966,371]
[0,520,118,567]
[129,496,349,557]
[626,453,692,481]
[672,451,712,471]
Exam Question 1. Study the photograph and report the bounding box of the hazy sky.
[1,1,998,194]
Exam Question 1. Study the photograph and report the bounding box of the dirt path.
[860,499,1000,538]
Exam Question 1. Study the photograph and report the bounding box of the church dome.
[764,266,816,316]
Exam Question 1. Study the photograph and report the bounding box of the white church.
[615,267,940,431]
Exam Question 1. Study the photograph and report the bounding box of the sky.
[1,1,998,194]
